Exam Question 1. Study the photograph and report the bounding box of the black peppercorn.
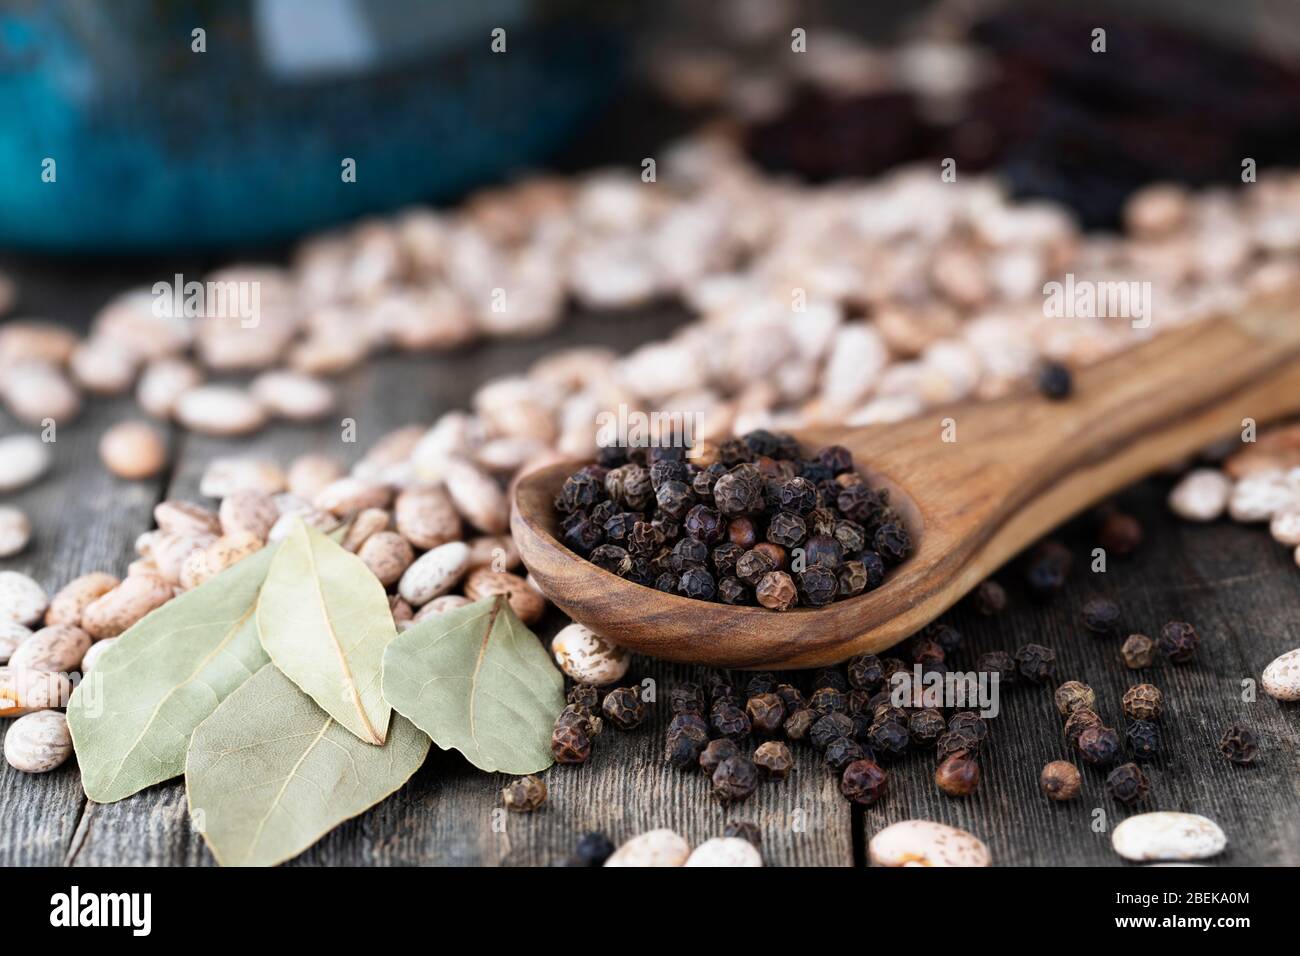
[565,831,615,867]
[835,484,877,524]
[669,682,706,715]
[1054,680,1097,716]
[1158,621,1199,663]
[809,712,855,750]
[1126,720,1161,761]
[668,713,709,738]
[555,703,599,737]
[822,736,865,771]
[929,624,963,655]
[588,544,632,577]
[840,758,888,805]
[670,536,708,572]
[691,463,725,499]
[727,516,758,548]
[796,565,839,606]
[712,755,760,802]
[602,686,647,730]
[908,708,947,748]
[1122,683,1163,721]
[735,549,777,586]
[808,686,848,717]
[1120,633,1157,669]
[753,740,795,779]
[722,821,762,846]
[551,723,591,764]
[711,701,752,740]
[713,471,760,516]
[977,650,1017,686]
[567,684,600,709]
[846,654,884,692]
[699,738,739,777]
[972,580,1008,616]
[756,571,797,610]
[1063,709,1103,749]
[1037,360,1073,399]
[556,472,605,513]
[653,571,678,593]
[711,542,744,578]
[778,476,818,514]
[908,638,945,666]
[765,511,806,549]
[867,718,910,761]
[664,726,709,768]
[1015,643,1058,683]
[1077,725,1122,766]
[935,752,980,797]
[812,667,848,692]
[1040,761,1081,801]
[746,693,787,736]
[1099,510,1143,556]
[801,535,842,571]
[783,708,817,741]
[742,672,776,697]
[1026,540,1073,596]
[716,576,751,605]
[873,523,912,565]
[1081,596,1122,636]
[649,459,687,489]
[502,774,547,812]
[831,519,866,555]
[836,560,869,597]
[818,445,854,474]
[774,683,806,712]
[934,729,980,761]
[1218,723,1259,764]
[654,479,694,519]
[1105,762,1149,804]
[948,712,989,745]
[679,566,717,601]
[684,504,725,545]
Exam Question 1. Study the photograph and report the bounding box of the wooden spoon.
[512,297,1300,668]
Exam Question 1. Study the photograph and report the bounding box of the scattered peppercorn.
[746,693,787,735]
[699,738,740,778]
[810,712,855,750]
[948,712,989,745]
[972,579,1009,616]
[711,701,752,740]
[669,683,706,715]
[929,623,964,655]
[935,751,980,797]
[977,650,1017,686]
[809,686,848,716]
[1054,680,1097,716]
[813,668,849,692]
[775,683,807,712]
[1040,760,1082,801]
[1081,597,1122,636]
[567,684,600,709]
[552,722,592,764]
[847,654,885,691]
[867,718,911,760]
[556,702,600,737]
[723,821,762,846]
[1098,510,1143,556]
[824,736,868,771]
[1062,709,1104,749]
[1158,621,1200,663]
[1105,762,1150,804]
[783,708,817,741]
[908,708,947,748]
[936,729,982,761]
[797,565,839,606]
[840,758,889,805]
[754,740,796,779]
[602,686,647,730]
[664,728,708,768]
[1120,633,1157,669]
[1126,720,1161,761]
[1015,642,1058,683]
[502,775,547,812]
[1077,725,1122,766]
[563,831,614,867]
[1218,724,1259,764]
[1037,360,1073,399]
[1026,541,1073,596]
[1122,684,1163,721]
[712,755,760,803]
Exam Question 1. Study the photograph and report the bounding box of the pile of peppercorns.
[553,430,913,609]
[648,622,1065,807]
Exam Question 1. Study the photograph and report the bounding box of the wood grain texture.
[3,281,1297,866]
[515,308,1300,667]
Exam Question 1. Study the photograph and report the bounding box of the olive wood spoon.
[512,296,1300,668]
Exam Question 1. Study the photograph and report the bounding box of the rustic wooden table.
[1,259,1298,867]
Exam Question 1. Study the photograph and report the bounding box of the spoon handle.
[835,293,1300,620]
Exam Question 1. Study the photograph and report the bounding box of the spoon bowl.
[513,297,1300,668]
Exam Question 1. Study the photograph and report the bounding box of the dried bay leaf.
[382,595,564,774]
[68,545,277,804]
[186,664,429,867]
[257,518,393,745]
